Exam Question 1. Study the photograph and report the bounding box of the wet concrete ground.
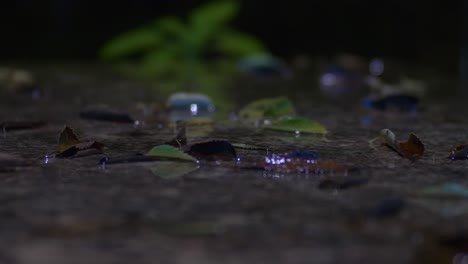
[0,65,467,264]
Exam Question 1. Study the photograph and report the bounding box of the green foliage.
[100,0,266,106]
[100,29,162,61]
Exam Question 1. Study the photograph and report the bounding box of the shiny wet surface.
[0,64,467,264]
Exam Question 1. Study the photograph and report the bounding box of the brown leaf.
[55,126,104,157]
[56,141,104,158]
[57,126,80,153]
[450,145,466,156]
[449,144,468,160]
[398,133,424,161]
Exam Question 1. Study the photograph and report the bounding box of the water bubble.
[190,104,198,116]
[295,130,301,137]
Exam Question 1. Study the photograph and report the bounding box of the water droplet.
[190,104,198,116]
[99,157,109,170]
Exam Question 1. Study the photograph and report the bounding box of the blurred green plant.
[100,0,266,107]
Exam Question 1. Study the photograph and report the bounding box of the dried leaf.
[146,144,197,162]
[398,133,424,160]
[56,141,104,158]
[449,145,468,160]
[380,129,424,161]
[55,126,104,158]
[57,126,80,153]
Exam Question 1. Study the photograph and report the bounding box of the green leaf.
[216,30,266,57]
[190,1,238,30]
[150,161,198,179]
[100,29,161,60]
[152,16,187,37]
[238,97,295,121]
[266,117,327,134]
[189,1,239,49]
[146,144,197,162]
[141,48,181,77]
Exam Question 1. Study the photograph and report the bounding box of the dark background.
[0,0,462,72]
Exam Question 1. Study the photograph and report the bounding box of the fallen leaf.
[398,133,425,160]
[265,117,327,134]
[187,140,238,161]
[55,126,104,157]
[56,141,105,158]
[449,145,468,160]
[57,126,80,153]
[238,96,294,121]
[380,128,424,161]
[146,144,197,162]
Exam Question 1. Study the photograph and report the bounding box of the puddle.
[0,64,466,263]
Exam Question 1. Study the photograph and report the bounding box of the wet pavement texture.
[0,64,467,264]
